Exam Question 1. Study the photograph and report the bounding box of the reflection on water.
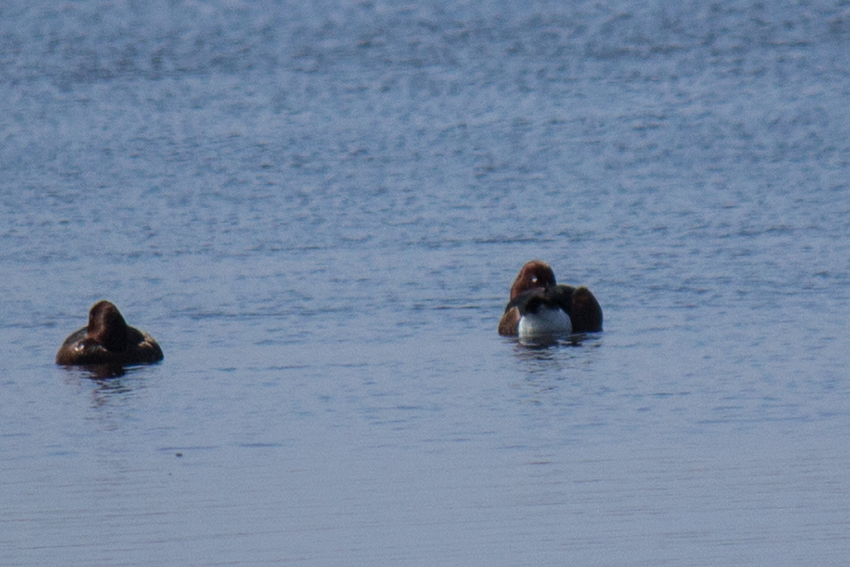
[511,334,604,376]
[61,365,149,412]
[515,332,596,349]
[86,376,134,409]
[77,364,127,381]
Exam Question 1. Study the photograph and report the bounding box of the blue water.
[3,1,850,565]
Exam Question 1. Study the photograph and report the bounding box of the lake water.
[3,0,850,565]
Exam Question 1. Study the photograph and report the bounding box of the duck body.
[56,301,163,366]
[514,289,574,338]
[498,261,602,339]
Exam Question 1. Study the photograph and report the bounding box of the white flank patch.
[517,306,572,339]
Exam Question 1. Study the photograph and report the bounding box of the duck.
[56,300,163,366]
[498,260,602,339]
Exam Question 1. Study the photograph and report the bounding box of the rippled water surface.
[3,1,850,565]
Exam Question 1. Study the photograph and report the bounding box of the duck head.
[87,300,129,352]
[509,260,557,300]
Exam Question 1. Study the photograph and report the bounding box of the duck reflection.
[81,363,127,380]
[509,333,603,379]
[89,375,135,408]
[62,364,146,409]
[512,332,589,352]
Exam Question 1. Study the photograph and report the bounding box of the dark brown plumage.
[498,260,602,336]
[56,301,163,366]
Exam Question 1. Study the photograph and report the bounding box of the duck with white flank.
[498,260,602,340]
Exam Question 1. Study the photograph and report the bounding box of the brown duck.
[56,300,163,366]
[498,260,602,338]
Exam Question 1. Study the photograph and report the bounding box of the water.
[3,0,850,565]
